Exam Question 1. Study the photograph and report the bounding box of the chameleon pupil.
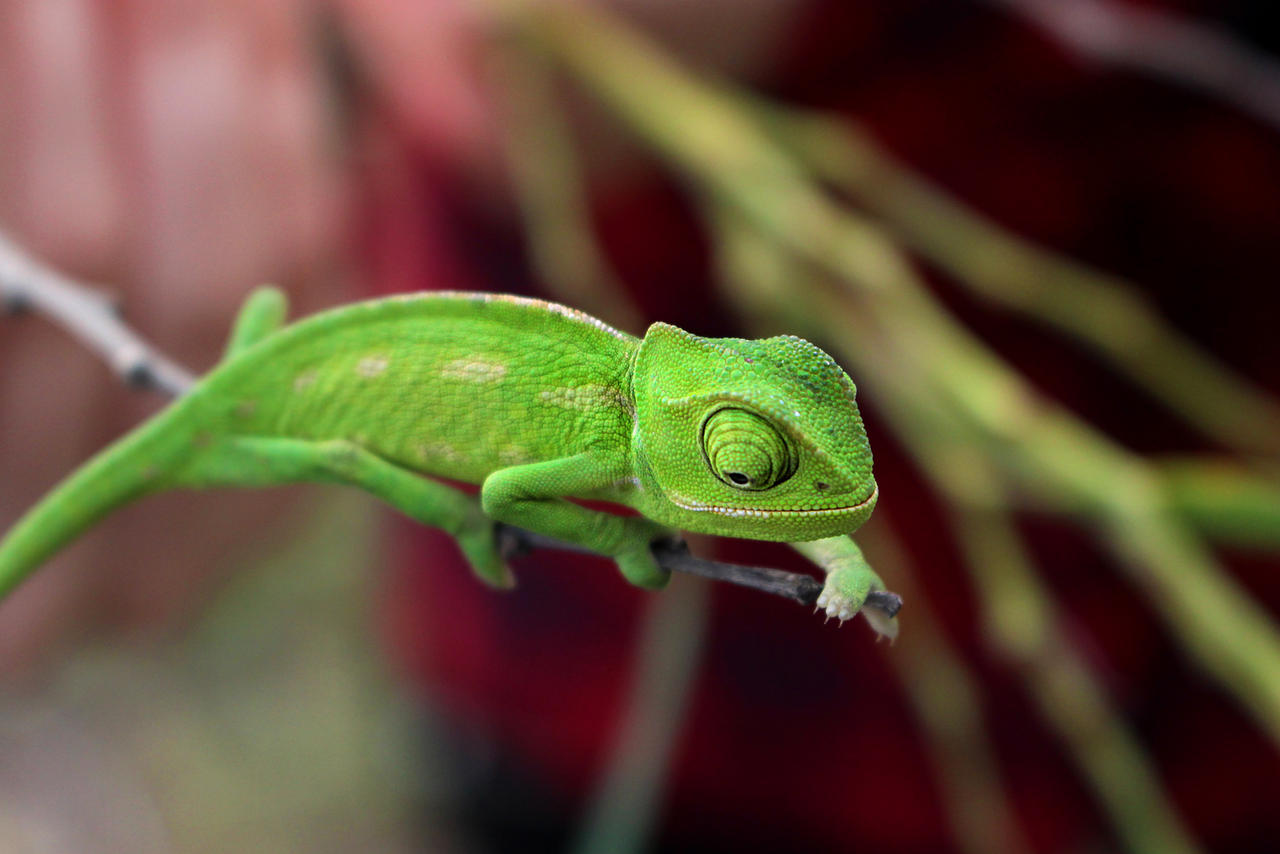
[727,472,750,485]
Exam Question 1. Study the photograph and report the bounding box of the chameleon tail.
[0,409,188,599]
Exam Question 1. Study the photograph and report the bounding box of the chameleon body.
[0,290,892,633]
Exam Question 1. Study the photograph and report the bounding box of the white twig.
[986,0,1280,133]
[0,231,195,396]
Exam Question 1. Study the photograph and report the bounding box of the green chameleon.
[0,289,894,635]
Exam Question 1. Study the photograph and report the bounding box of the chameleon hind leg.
[222,286,290,359]
[179,436,513,588]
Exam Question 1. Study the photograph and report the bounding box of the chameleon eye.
[701,407,795,491]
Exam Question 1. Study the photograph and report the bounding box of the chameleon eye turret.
[631,321,878,547]
[700,407,795,491]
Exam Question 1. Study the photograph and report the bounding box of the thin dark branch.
[499,524,902,616]
[0,229,900,618]
[0,232,195,396]
[498,524,823,605]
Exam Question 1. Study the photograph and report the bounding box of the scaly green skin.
[0,289,890,632]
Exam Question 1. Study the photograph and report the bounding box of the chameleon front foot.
[816,564,874,619]
[791,537,899,639]
[815,565,900,640]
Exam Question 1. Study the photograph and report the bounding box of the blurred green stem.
[572,577,711,854]
[1160,458,1280,551]
[858,524,1032,854]
[950,499,1202,854]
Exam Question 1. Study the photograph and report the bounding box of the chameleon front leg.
[481,452,675,590]
[791,536,897,639]
[178,436,513,588]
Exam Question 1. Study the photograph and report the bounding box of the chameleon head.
[632,323,877,542]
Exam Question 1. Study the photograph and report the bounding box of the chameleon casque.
[0,290,894,635]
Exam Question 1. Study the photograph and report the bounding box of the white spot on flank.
[293,370,318,391]
[357,356,389,377]
[441,358,507,383]
[498,445,530,465]
[539,384,635,418]
[418,441,464,464]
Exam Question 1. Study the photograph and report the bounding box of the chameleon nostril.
[814,481,829,490]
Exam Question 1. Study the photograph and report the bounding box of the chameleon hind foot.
[616,546,671,590]
[458,516,515,590]
[615,525,681,591]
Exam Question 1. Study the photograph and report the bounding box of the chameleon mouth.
[668,485,878,520]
